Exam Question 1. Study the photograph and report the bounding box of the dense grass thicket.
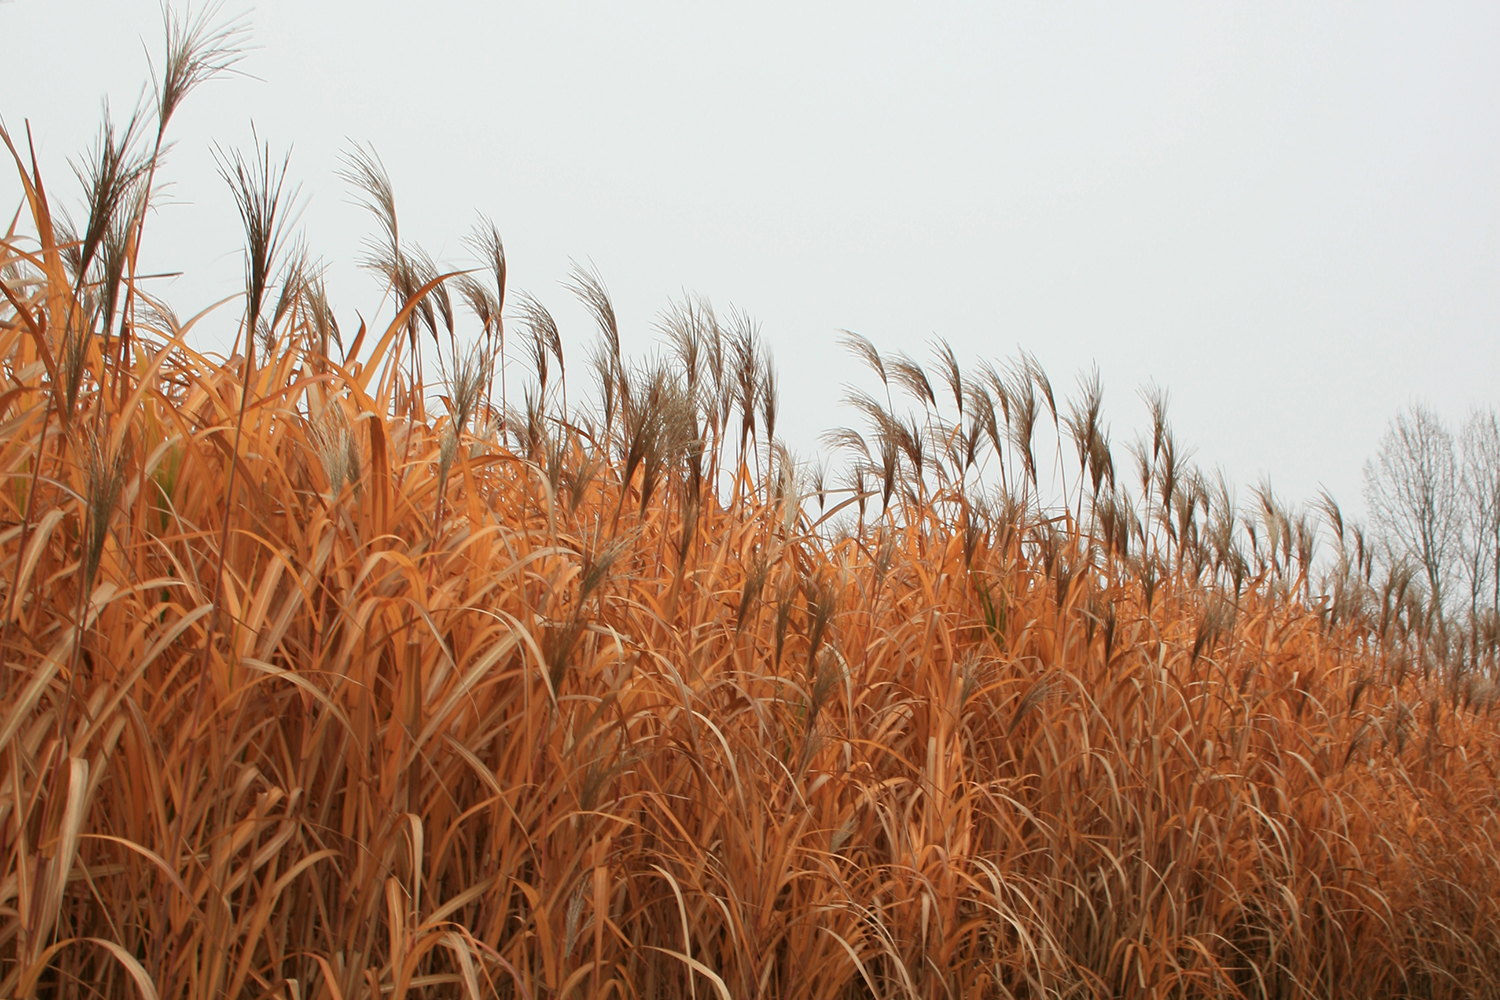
[2,14,1499,999]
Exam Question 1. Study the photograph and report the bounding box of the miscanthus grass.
[1,12,1498,999]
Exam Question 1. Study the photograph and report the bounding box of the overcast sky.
[3,2,1497,517]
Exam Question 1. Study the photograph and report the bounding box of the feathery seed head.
[81,430,126,591]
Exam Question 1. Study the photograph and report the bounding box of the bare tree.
[1363,403,1459,617]
[1460,408,1500,622]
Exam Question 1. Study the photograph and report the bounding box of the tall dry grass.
[2,15,1499,998]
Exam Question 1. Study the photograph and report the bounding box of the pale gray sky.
[4,2,1498,517]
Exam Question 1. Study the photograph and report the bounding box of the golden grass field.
[1,12,1499,999]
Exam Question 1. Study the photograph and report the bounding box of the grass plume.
[0,30,1499,1000]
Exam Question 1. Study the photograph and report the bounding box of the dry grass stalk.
[1,33,1499,1000]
